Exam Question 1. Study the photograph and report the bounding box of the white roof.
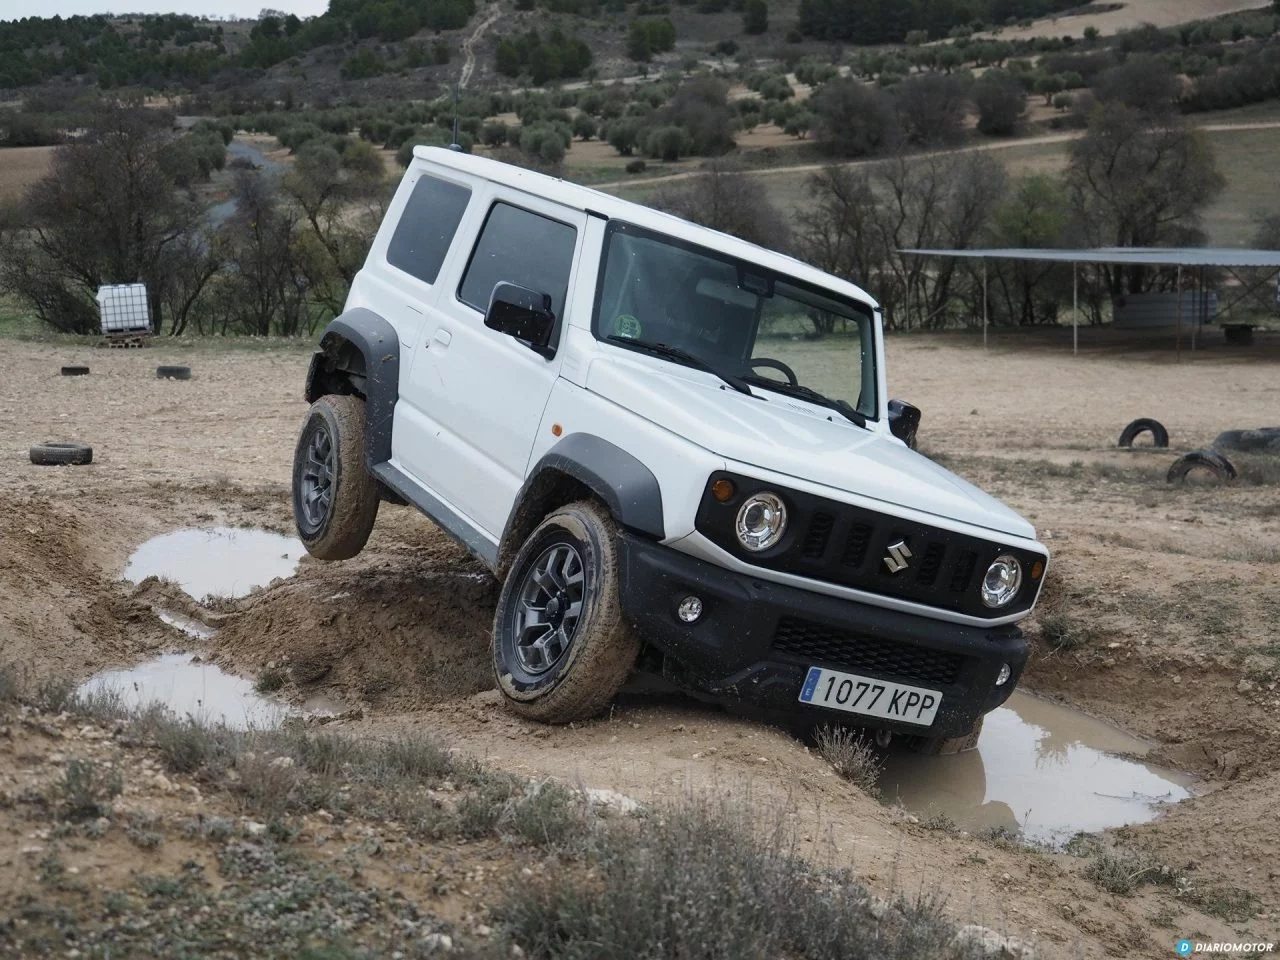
[413,146,880,312]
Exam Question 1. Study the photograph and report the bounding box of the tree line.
[0,1,474,90]
[0,108,388,337]
[796,0,1083,45]
[650,97,1243,332]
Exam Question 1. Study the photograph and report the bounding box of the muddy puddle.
[879,690,1194,846]
[77,654,341,730]
[124,527,305,601]
[155,609,216,640]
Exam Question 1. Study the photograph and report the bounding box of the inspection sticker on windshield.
[799,667,941,726]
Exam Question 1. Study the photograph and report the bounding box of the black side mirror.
[484,282,556,358]
[888,399,921,450]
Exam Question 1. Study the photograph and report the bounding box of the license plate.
[799,667,941,727]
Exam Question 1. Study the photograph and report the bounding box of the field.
[603,117,1280,248]
[0,145,55,202]
[983,0,1274,39]
[2,328,1278,956]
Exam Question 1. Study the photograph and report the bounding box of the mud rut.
[6,330,1279,958]
[4,478,1273,960]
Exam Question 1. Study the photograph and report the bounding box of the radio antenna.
[450,81,461,151]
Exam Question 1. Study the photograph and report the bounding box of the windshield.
[591,221,878,420]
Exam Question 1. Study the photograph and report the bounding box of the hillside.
[5,0,1275,103]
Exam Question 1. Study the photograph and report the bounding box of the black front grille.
[801,512,835,558]
[694,471,1046,620]
[773,616,963,687]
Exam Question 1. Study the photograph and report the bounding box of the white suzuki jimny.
[292,146,1049,752]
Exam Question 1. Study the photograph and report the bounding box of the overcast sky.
[0,0,327,19]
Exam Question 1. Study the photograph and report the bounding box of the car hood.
[586,355,1037,541]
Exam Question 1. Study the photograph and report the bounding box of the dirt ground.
[0,145,56,202]
[3,330,1279,956]
[983,0,1273,40]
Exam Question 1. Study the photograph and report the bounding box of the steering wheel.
[749,358,799,386]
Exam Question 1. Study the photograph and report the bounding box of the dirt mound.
[0,494,169,677]
[211,524,498,709]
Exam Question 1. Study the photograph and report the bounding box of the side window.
[458,202,577,321]
[385,175,472,285]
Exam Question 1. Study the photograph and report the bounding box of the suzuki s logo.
[883,540,913,574]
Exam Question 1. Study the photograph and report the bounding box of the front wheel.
[492,501,640,723]
[292,394,379,561]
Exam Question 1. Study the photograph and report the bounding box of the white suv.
[292,146,1049,752]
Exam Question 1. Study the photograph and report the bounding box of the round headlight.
[735,492,787,552]
[981,555,1023,608]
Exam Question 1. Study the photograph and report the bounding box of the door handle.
[432,328,452,348]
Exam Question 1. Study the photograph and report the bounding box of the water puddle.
[77,654,338,730]
[879,691,1193,846]
[156,609,216,641]
[125,527,305,601]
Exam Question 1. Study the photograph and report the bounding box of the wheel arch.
[304,309,399,469]
[497,434,665,578]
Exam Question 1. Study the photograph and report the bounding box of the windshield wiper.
[741,375,867,428]
[606,336,754,396]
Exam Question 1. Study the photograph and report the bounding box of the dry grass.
[814,725,884,795]
[0,667,974,959]
[494,799,958,960]
[0,145,55,201]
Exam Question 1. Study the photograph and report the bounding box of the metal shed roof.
[900,247,1280,268]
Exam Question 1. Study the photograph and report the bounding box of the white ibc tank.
[97,283,151,334]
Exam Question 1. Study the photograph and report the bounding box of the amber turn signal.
[1030,560,1044,581]
[711,478,735,503]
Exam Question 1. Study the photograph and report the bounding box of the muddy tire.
[29,442,93,466]
[1214,427,1280,456]
[1167,448,1237,485]
[1118,418,1168,449]
[156,365,191,380]
[492,500,640,723]
[292,394,379,561]
[60,365,90,376]
[909,715,984,756]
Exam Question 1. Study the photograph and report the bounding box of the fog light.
[995,662,1012,687]
[677,596,704,624]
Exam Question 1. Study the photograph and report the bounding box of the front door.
[398,189,587,538]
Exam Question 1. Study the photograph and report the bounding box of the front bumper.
[616,533,1027,739]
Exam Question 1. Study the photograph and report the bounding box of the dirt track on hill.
[597,121,1280,192]
[3,332,1279,955]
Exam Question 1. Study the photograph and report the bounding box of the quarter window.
[458,202,577,321]
[386,175,472,285]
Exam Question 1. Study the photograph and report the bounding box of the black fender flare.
[498,434,665,574]
[305,309,399,469]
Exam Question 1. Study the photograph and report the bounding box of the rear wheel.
[492,500,640,723]
[292,394,379,560]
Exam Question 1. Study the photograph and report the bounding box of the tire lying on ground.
[1167,449,1237,485]
[156,365,191,380]
[1214,427,1280,456]
[1118,418,1169,449]
[60,365,90,376]
[29,442,93,466]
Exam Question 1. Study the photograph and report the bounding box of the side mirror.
[888,399,921,450]
[484,282,556,358]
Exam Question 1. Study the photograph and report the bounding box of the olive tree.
[0,108,205,333]
[1067,102,1223,299]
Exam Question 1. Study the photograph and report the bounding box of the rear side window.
[385,174,472,285]
[458,202,577,321]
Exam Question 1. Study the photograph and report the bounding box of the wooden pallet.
[102,332,153,349]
